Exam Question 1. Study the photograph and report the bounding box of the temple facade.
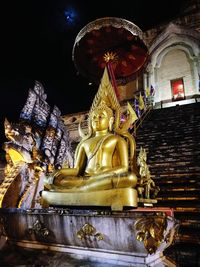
[117,0,200,106]
[62,0,200,144]
[143,0,200,108]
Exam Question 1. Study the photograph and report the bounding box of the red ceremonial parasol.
[72,17,148,86]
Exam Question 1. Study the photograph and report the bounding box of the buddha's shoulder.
[106,133,126,142]
[82,133,125,145]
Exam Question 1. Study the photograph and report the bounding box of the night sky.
[0,0,185,148]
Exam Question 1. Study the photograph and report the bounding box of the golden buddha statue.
[42,67,138,210]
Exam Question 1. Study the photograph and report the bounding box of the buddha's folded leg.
[54,176,86,187]
[44,175,86,190]
[44,172,137,192]
[78,172,137,192]
[112,173,137,188]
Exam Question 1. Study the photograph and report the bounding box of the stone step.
[149,161,199,168]
[140,136,200,142]
[175,233,200,244]
[151,172,200,178]
[137,131,200,139]
[147,154,200,164]
[137,144,200,154]
[148,157,199,164]
[140,118,200,125]
[158,185,200,191]
[138,103,200,253]
[174,209,200,217]
[142,116,200,124]
[150,167,200,175]
[139,119,200,127]
[158,190,200,198]
[139,124,200,131]
[158,186,200,192]
[165,242,200,266]
[138,125,200,132]
[155,173,200,179]
[174,207,200,213]
[137,142,199,151]
[151,163,200,169]
[155,198,200,208]
[154,177,200,188]
[179,219,200,230]
[175,212,200,235]
[137,143,200,151]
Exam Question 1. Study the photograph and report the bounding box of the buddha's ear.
[109,116,114,131]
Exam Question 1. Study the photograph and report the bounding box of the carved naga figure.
[1,82,73,209]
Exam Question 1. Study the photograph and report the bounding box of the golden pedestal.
[42,188,138,211]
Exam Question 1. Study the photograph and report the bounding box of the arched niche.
[146,23,200,105]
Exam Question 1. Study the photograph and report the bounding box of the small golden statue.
[42,67,138,210]
[137,147,160,200]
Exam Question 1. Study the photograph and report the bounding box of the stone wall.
[157,49,194,101]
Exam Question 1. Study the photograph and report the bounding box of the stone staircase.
[136,102,200,266]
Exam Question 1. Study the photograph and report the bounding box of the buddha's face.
[91,110,110,132]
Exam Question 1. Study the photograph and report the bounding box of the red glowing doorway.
[171,78,185,101]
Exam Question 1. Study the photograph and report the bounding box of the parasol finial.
[103,52,118,63]
[103,52,119,99]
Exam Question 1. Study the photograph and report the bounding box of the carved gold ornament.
[28,219,49,238]
[134,213,167,254]
[77,223,104,241]
[103,52,117,63]
[137,147,160,199]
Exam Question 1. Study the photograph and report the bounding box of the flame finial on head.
[89,67,121,131]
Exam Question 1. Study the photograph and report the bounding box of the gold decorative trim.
[103,52,118,63]
[28,219,49,238]
[134,213,167,254]
[77,223,104,241]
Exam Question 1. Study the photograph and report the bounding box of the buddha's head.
[90,101,114,132]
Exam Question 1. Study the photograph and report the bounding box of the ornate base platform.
[0,208,178,266]
[42,188,138,211]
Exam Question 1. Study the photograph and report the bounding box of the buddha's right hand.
[44,169,64,186]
